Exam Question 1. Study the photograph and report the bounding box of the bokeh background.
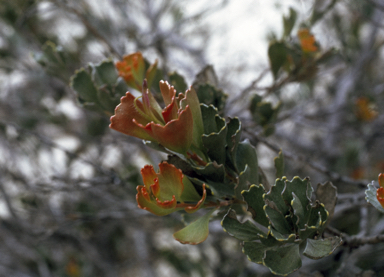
[1,0,384,276]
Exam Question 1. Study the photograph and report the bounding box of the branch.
[52,0,122,59]
[245,130,369,187]
[326,226,384,248]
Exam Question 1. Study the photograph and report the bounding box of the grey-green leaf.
[242,185,269,227]
[316,181,337,221]
[365,182,384,213]
[263,243,301,276]
[71,69,99,103]
[303,237,342,260]
[243,241,271,264]
[221,209,266,241]
[274,150,284,179]
[268,41,288,79]
[235,140,258,185]
[264,205,292,235]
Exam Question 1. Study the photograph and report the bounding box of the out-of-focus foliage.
[1,0,384,276]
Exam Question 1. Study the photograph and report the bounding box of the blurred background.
[1,0,384,276]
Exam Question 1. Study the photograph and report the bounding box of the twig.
[0,120,119,180]
[51,0,122,59]
[245,130,369,187]
[0,173,20,221]
[326,226,384,248]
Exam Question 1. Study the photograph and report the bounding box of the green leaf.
[194,84,227,113]
[303,237,342,260]
[70,69,99,104]
[96,86,119,113]
[249,94,281,136]
[236,165,252,200]
[192,65,228,112]
[202,117,227,165]
[221,209,267,241]
[264,178,290,215]
[235,140,258,185]
[264,205,292,235]
[282,177,311,214]
[263,243,301,276]
[242,185,269,227]
[114,77,129,96]
[306,202,328,231]
[274,150,284,179]
[173,208,215,244]
[283,8,297,38]
[33,41,67,79]
[93,59,119,86]
[193,65,219,87]
[242,241,271,264]
[365,182,384,213]
[192,177,234,198]
[268,41,288,79]
[298,225,319,241]
[200,104,219,134]
[291,192,305,228]
[226,118,242,150]
[316,181,337,221]
[193,162,225,183]
[191,163,235,197]
[169,71,188,92]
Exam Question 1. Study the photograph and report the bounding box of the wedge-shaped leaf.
[235,140,258,185]
[33,41,67,78]
[168,71,187,93]
[274,150,284,179]
[92,60,119,86]
[226,118,241,151]
[306,202,328,233]
[221,209,266,241]
[283,7,297,38]
[316,182,337,221]
[236,165,253,199]
[96,87,120,113]
[242,185,269,227]
[114,77,129,95]
[173,209,215,244]
[365,182,384,213]
[194,84,227,113]
[193,162,225,183]
[264,206,292,235]
[224,117,241,168]
[291,192,305,228]
[259,233,281,247]
[282,177,311,213]
[202,117,227,165]
[71,69,99,103]
[201,104,220,134]
[193,66,226,113]
[268,41,288,79]
[303,237,342,260]
[193,65,219,87]
[268,226,296,242]
[242,241,271,264]
[299,225,319,241]
[191,177,234,198]
[249,94,281,136]
[264,178,290,215]
[263,243,301,276]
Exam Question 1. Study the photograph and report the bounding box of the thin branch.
[0,120,119,180]
[245,130,369,187]
[326,226,384,248]
[52,0,122,59]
